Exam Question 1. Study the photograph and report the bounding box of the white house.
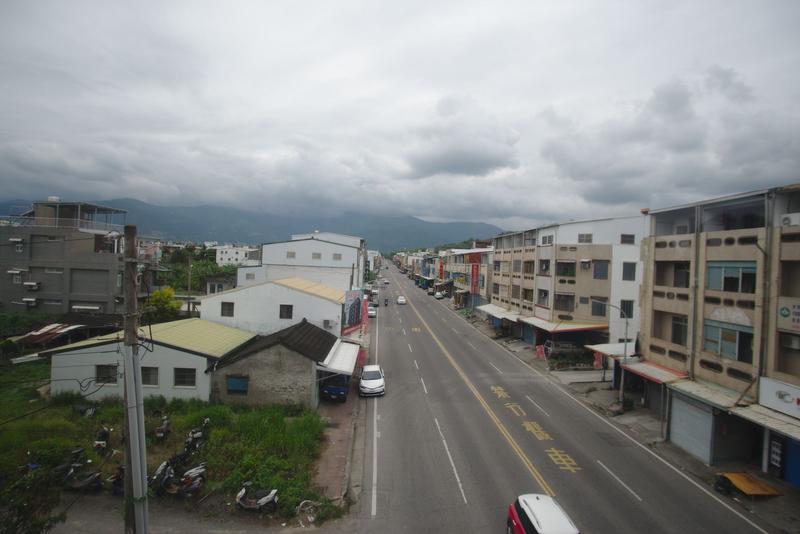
[44,319,257,401]
[238,233,366,291]
[200,277,344,335]
[215,245,259,267]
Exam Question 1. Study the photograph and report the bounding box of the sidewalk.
[451,302,800,534]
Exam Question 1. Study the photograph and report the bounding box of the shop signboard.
[759,377,800,418]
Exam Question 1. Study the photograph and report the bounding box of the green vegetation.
[0,311,57,339]
[142,287,182,323]
[0,361,337,527]
[159,246,238,294]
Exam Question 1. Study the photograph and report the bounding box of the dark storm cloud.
[705,65,754,103]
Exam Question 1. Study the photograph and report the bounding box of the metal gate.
[670,393,713,464]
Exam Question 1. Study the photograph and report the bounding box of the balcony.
[0,216,124,235]
[704,228,764,262]
[703,290,757,324]
[652,285,691,314]
[653,234,694,261]
[780,227,800,261]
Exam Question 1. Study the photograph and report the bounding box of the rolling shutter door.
[670,393,713,464]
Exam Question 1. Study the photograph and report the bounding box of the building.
[200,277,344,335]
[0,198,157,315]
[637,185,800,487]
[367,250,382,273]
[237,232,367,292]
[441,247,493,308]
[45,318,256,401]
[215,245,259,267]
[205,273,236,295]
[483,216,647,352]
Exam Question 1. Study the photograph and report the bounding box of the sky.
[0,0,798,230]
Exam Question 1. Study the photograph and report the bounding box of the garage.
[670,392,713,464]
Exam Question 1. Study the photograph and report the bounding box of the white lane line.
[434,418,468,504]
[451,327,458,334]
[597,460,643,502]
[414,360,419,370]
[489,362,503,374]
[402,328,407,336]
[420,377,428,394]
[467,341,476,350]
[398,317,402,323]
[408,343,413,353]
[525,395,550,417]
[371,307,380,517]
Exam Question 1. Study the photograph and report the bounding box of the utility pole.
[123,225,149,534]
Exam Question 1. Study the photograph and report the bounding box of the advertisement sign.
[470,264,479,294]
[342,290,363,334]
[777,298,800,331]
[759,377,800,418]
[466,252,482,265]
[439,263,444,280]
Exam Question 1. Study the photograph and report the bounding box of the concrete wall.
[50,343,212,401]
[200,282,342,335]
[210,345,318,409]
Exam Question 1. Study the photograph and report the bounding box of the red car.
[507,494,579,534]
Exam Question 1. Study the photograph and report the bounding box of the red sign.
[470,264,479,294]
[439,263,444,280]
[466,252,482,264]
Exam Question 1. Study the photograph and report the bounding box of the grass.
[0,361,337,521]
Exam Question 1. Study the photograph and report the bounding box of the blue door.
[785,437,800,488]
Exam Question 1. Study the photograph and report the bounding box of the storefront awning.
[318,339,361,376]
[668,380,753,410]
[475,304,519,322]
[585,342,636,358]
[731,404,800,442]
[621,360,687,384]
[519,315,607,333]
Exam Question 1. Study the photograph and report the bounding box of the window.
[245,273,255,280]
[554,293,575,312]
[15,243,23,253]
[286,251,296,259]
[279,304,293,319]
[556,262,576,277]
[217,283,224,292]
[537,289,549,307]
[703,320,754,363]
[512,260,522,272]
[706,262,756,294]
[312,252,322,260]
[621,234,636,245]
[591,296,607,316]
[12,274,21,284]
[117,272,123,287]
[620,299,634,319]
[492,283,499,295]
[96,365,117,384]
[541,235,553,245]
[174,368,196,387]
[522,288,534,301]
[226,376,249,395]
[333,253,342,261]
[523,261,535,274]
[579,296,589,304]
[141,367,159,386]
[674,262,690,288]
[671,315,688,346]
[578,233,593,243]
[593,260,609,280]
[622,262,636,281]
[511,285,521,299]
[538,259,550,274]
[493,261,501,271]
[221,302,234,317]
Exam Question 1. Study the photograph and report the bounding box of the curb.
[339,388,360,506]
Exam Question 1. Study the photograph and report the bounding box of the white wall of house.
[200,282,342,335]
[50,344,212,401]
[237,265,352,292]
[216,246,258,267]
[291,232,362,248]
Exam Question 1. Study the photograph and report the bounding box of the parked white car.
[434,291,444,299]
[396,296,407,304]
[359,364,385,396]
[368,307,377,318]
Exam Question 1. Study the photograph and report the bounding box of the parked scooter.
[108,465,125,496]
[93,423,113,454]
[158,462,207,497]
[236,482,278,512]
[184,417,210,452]
[62,458,103,491]
[154,415,171,442]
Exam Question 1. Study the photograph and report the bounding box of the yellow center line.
[406,297,555,496]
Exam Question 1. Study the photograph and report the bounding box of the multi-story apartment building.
[638,185,800,486]
[0,198,158,315]
[237,231,367,292]
[215,245,259,267]
[441,247,493,308]
[485,216,647,351]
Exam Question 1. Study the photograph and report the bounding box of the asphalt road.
[356,266,772,534]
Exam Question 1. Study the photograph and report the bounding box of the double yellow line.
[407,297,555,496]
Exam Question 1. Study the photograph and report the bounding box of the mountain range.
[0,198,503,253]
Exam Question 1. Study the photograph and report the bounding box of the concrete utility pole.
[123,225,149,534]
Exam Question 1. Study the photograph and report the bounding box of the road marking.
[489,362,503,374]
[434,418,468,504]
[597,460,643,502]
[371,306,380,517]
[525,395,551,417]
[414,360,419,370]
[546,448,581,473]
[420,377,428,394]
[522,421,553,441]
[402,328,406,336]
[505,402,526,417]
[451,327,458,333]
[491,386,510,399]
[408,343,413,353]
[467,341,476,350]
[412,327,421,332]
[406,297,554,496]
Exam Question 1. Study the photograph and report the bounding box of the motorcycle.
[108,465,125,496]
[158,462,206,497]
[184,417,210,452]
[384,298,388,306]
[94,424,113,454]
[62,458,103,491]
[155,415,171,442]
[236,481,278,512]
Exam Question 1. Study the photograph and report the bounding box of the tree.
[0,469,65,534]
[143,287,182,323]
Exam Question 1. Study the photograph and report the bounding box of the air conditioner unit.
[23,281,40,291]
[21,297,37,306]
[781,213,800,226]
[781,334,800,350]
[8,237,23,243]
[323,319,332,329]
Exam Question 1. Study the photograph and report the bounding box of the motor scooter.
[184,417,210,451]
[158,462,206,497]
[108,465,125,496]
[236,481,278,512]
[155,415,171,442]
[93,423,113,453]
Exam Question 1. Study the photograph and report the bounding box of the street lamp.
[588,297,630,405]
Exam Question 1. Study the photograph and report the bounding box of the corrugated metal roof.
[271,278,345,303]
[669,379,754,409]
[40,319,255,359]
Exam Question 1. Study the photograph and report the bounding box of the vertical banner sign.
[471,264,479,294]
[439,263,444,280]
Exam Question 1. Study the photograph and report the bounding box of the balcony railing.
[0,216,124,234]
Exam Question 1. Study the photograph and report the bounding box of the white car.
[359,364,385,396]
[434,291,444,299]
[368,307,377,318]
[396,295,407,304]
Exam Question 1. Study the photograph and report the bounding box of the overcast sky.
[1,1,798,229]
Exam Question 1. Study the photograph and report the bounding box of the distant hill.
[0,198,503,253]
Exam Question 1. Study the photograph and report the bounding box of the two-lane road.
[356,266,770,533]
